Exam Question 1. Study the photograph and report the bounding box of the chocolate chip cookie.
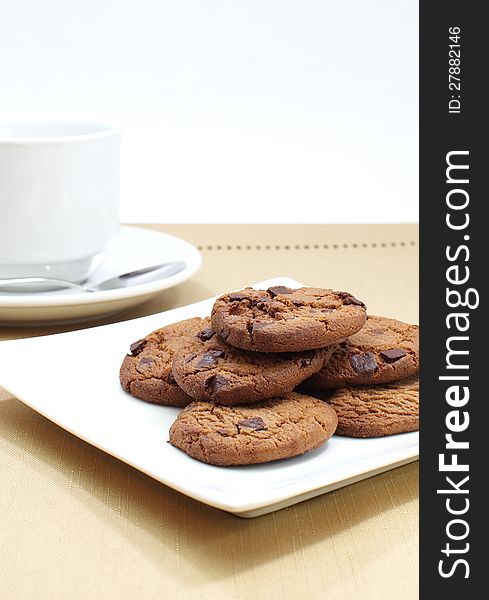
[172,326,332,405]
[304,315,419,389]
[120,317,210,406]
[169,392,338,465]
[320,376,419,437]
[210,286,367,352]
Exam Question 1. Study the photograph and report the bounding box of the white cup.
[0,122,120,282]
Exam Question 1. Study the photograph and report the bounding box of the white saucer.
[0,226,201,325]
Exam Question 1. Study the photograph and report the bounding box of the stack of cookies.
[120,286,419,466]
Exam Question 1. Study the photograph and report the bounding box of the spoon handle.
[0,277,86,291]
[0,261,186,293]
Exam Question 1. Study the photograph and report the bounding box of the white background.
[1,0,418,224]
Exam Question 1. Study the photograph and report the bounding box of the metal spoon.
[0,261,186,293]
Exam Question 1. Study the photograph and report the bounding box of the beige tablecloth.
[0,224,419,600]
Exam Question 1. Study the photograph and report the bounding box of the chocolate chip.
[254,298,282,317]
[237,417,267,430]
[196,350,225,368]
[129,339,146,356]
[267,286,293,297]
[167,371,176,384]
[350,352,377,374]
[184,352,197,363]
[228,292,248,301]
[335,291,366,308]
[139,357,153,366]
[205,374,230,395]
[347,296,365,307]
[380,348,407,363]
[197,328,215,341]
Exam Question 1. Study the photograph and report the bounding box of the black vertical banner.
[420,2,485,597]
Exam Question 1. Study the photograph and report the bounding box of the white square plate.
[0,277,419,517]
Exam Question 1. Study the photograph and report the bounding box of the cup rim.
[0,121,119,145]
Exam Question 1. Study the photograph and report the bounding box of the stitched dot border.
[198,241,417,251]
